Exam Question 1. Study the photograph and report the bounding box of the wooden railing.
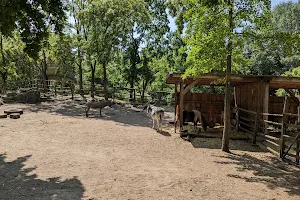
[236,99,300,165]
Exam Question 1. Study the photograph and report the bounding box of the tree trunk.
[141,80,146,103]
[221,0,233,153]
[91,63,95,98]
[78,63,84,96]
[102,61,108,100]
[1,73,7,94]
[129,78,135,102]
[0,32,7,94]
[72,0,84,97]
[42,49,49,90]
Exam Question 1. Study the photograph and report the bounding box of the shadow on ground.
[0,153,85,200]
[190,137,267,152]
[22,100,174,134]
[214,153,300,196]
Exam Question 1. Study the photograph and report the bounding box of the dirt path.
[0,100,299,200]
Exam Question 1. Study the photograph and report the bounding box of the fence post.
[54,83,57,97]
[280,97,289,158]
[252,112,258,144]
[296,137,300,164]
[235,108,239,131]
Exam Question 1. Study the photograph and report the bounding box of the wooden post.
[133,89,136,102]
[280,97,289,158]
[179,81,184,137]
[174,83,178,120]
[252,112,258,144]
[297,106,300,125]
[235,108,239,131]
[296,138,299,164]
[54,82,57,96]
[234,87,239,131]
[263,82,269,134]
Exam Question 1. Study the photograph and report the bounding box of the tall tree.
[70,0,88,97]
[242,1,300,76]
[170,0,271,152]
[81,0,149,99]
[50,34,75,80]
[124,0,169,101]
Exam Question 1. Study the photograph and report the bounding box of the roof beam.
[182,79,202,95]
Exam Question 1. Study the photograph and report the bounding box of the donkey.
[175,105,208,133]
[143,105,164,132]
[85,100,115,117]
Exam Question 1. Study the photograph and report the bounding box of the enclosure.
[167,72,300,164]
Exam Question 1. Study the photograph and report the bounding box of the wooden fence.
[236,98,300,165]
[5,79,174,104]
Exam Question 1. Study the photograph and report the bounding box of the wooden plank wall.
[269,96,298,114]
[235,81,265,114]
[176,92,233,123]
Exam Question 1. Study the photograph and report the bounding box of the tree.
[241,1,300,76]
[50,34,75,81]
[0,34,36,91]
[138,49,155,102]
[0,0,66,93]
[170,0,271,152]
[80,0,149,99]
[70,0,88,97]
[123,36,141,101]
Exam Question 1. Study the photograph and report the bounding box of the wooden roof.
[166,72,300,89]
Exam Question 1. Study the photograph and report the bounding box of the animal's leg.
[100,109,102,117]
[160,113,164,132]
[152,119,155,129]
[174,114,178,133]
[157,119,160,132]
[86,107,90,117]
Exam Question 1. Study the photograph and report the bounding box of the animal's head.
[142,105,151,113]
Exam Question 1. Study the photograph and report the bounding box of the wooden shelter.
[167,72,300,164]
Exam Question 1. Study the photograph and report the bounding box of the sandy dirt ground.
[0,99,300,200]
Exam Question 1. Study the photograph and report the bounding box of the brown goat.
[85,100,114,117]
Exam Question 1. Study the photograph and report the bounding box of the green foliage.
[0,0,66,58]
[0,34,36,82]
[176,0,271,78]
[241,1,300,76]
[49,34,75,78]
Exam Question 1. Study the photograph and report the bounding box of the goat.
[85,100,114,117]
[174,105,208,133]
[143,105,164,132]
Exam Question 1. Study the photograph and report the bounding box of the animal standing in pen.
[144,105,164,132]
[85,100,114,117]
[174,105,208,133]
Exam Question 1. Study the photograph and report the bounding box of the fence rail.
[235,98,300,165]
[4,79,174,105]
